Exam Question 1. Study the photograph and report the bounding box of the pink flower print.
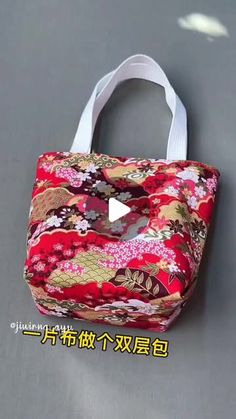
[55,167,83,187]
[46,284,64,294]
[34,261,46,272]
[150,216,167,230]
[53,243,63,251]
[63,249,74,257]
[57,261,84,275]
[28,221,48,246]
[90,239,176,269]
[73,241,82,247]
[206,175,218,193]
[48,255,58,263]
[40,161,54,173]
[31,254,41,263]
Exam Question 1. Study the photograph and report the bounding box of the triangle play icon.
[108,198,131,223]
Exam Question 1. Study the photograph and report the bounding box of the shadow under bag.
[24,54,220,331]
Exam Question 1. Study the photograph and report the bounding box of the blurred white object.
[178,13,229,37]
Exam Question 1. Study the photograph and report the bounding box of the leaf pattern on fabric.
[110,268,168,299]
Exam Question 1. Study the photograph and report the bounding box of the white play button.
[108,197,131,222]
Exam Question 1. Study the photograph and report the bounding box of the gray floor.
[0,2,235,418]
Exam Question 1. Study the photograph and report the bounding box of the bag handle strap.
[70,54,187,160]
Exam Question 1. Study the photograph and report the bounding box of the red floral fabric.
[24,152,220,331]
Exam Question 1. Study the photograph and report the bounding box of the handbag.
[24,54,220,332]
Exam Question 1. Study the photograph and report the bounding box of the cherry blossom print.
[57,261,84,275]
[55,167,83,187]
[89,239,176,270]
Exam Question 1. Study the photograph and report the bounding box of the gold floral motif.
[48,251,116,287]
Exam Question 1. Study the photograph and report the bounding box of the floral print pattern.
[24,152,220,331]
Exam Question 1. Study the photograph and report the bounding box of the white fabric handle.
[70,54,187,160]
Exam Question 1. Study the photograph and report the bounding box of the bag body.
[24,55,219,331]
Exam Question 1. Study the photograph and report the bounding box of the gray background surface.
[0,1,235,418]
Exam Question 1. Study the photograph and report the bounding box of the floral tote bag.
[24,54,220,332]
